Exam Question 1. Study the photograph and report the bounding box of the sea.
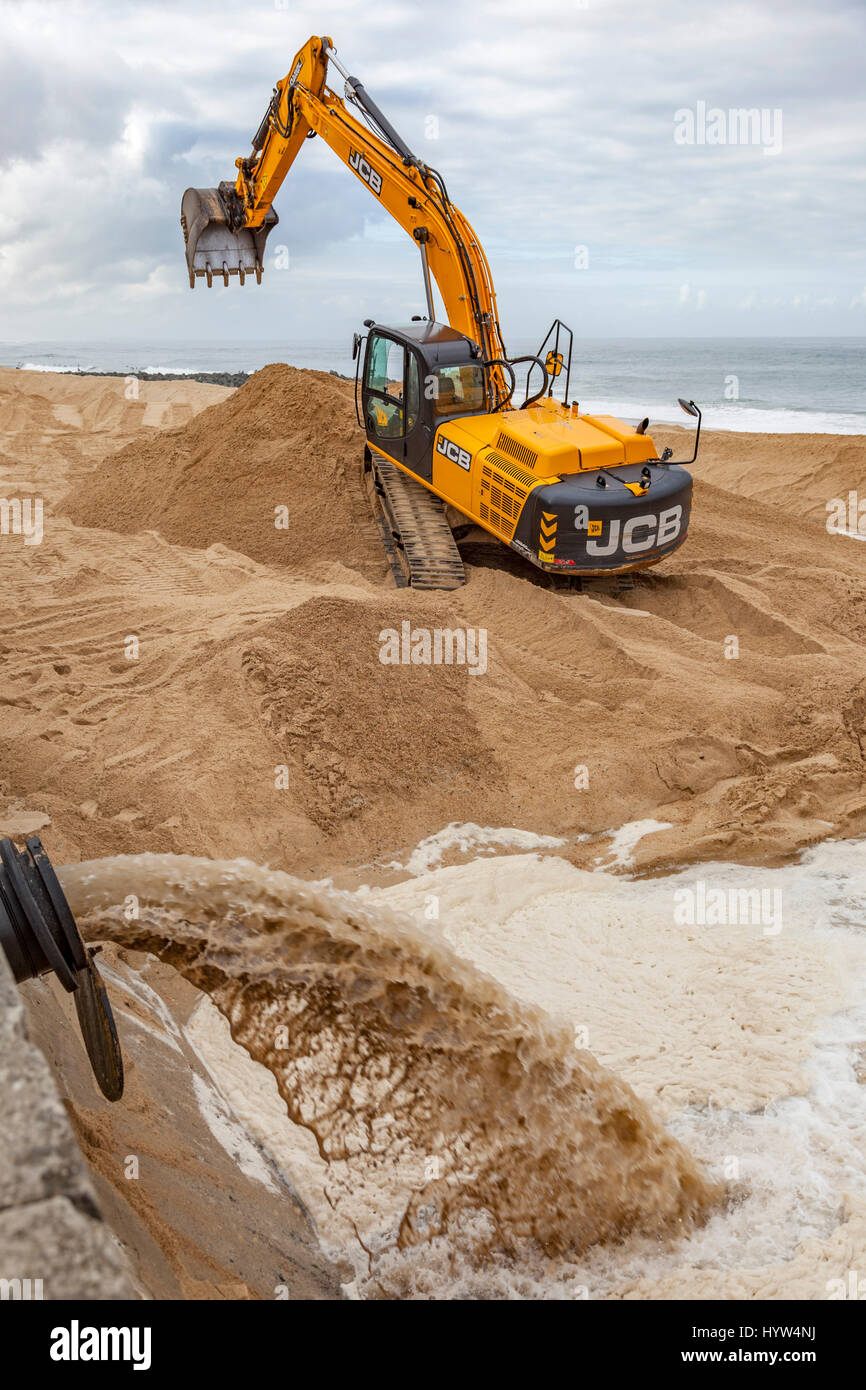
[2,336,863,435]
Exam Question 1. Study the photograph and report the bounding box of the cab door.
[362,331,432,483]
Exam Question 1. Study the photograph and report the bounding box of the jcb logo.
[584,505,683,556]
[436,434,471,471]
[349,149,382,196]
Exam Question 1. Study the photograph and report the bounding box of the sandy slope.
[0,366,230,497]
[4,365,866,1299]
[3,364,866,878]
[654,422,866,524]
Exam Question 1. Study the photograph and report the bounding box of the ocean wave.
[18,361,87,373]
[578,399,866,436]
[141,365,207,375]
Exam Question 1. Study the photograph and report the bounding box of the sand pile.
[0,366,228,502]
[5,364,866,872]
[4,365,866,874]
[654,423,866,525]
[67,365,381,575]
[241,594,508,836]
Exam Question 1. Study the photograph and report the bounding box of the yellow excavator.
[181,35,700,590]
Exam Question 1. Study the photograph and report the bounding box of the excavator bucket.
[180,185,278,287]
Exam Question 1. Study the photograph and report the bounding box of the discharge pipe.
[0,837,124,1101]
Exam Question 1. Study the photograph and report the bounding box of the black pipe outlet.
[0,837,124,1102]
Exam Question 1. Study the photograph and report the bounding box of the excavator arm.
[181,35,508,369]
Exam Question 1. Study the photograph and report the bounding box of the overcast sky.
[1,0,864,343]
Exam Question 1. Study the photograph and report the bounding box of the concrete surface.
[21,946,346,1300]
[0,948,134,1300]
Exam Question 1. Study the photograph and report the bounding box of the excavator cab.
[180,184,278,287]
[357,320,484,590]
[358,321,485,484]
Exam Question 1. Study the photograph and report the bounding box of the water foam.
[372,840,866,1296]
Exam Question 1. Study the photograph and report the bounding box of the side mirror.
[658,398,702,466]
[544,350,563,379]
[352,333,368,428]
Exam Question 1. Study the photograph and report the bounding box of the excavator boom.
[181,36,507,368]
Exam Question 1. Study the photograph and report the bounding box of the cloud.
[0,0,864,338]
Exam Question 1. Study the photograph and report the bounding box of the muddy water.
[59,853,718,1282]
[58,841,866,1299]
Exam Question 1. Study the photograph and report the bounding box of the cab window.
[365,333,405,438]
[432,364,485,416]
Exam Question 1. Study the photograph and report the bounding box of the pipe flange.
[0,837,124,1102]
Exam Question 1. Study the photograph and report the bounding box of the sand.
[3,363,866,877]
[3,363,866,1299]
[653,421,866,526]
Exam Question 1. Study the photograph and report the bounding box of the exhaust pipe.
[0,837,124,1102]
[180,184,278,288]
